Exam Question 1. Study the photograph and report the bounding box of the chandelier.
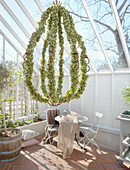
[23,1,90,106]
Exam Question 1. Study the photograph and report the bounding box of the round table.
[55,115,88,123]
[55,114,88,151]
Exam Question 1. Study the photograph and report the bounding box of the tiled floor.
[0,135,130,170]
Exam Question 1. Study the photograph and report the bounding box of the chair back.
[47,109,60,125]
[91,112,103,133]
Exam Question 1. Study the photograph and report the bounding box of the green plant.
[15,119,25,126]
[121,86,130,104]
[27,119,34,124]
[0,63,22,136]
[0,64,10,135]
[23,4,89,106]
[0,64,10,93]
[33,112,41,122]
[6,119,15,128]
[0,112,15,129]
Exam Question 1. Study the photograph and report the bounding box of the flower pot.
[0,128,22,162]
[34,118,43,122]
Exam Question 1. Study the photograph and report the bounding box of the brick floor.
[0,135,130,170]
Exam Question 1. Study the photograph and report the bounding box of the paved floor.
[0,136,130,170]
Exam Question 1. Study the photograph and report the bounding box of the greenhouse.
[0,0,130,169]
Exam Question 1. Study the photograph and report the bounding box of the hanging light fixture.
[23,0,90,106]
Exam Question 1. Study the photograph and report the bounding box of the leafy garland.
[23,5,90,106]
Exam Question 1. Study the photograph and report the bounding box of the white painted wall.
[74,73,129,130]
[38,72,130,151]
[39,73,130,130]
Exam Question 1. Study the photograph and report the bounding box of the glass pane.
[5,41,17,63]
[1,23,25,53]
[1,4,28,47]
[85,0,129,70]
[115,0,130,40]
[2,0,129,72]
[21,0,42,22]
[88,64,94,73]
[4,0,34,32]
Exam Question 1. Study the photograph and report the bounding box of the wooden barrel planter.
[0,128,22,162]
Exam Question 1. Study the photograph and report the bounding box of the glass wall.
[0,34,38,120]
[0,0,129,125]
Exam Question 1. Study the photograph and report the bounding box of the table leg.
[75,134,87,151]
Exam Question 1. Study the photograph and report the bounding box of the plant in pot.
[33,112,42,122]
[0,64,22,162]
[120,85,130,117]
[0,112,15,129]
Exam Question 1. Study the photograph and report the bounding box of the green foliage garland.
[23,4,89,106]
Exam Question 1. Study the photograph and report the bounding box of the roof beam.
[34,0,45,12]
[109,0,130,68]
[81,0,114,73]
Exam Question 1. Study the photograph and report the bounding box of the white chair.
[78,112,103,152]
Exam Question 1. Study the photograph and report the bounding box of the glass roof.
[0,0,130,74]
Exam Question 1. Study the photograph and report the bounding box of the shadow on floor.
[0,137,129,170]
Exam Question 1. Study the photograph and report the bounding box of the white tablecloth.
[56,112,88,159]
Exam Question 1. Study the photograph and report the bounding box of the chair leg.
[78,134,100,152]
[45,131,53,144]
[45,131,58,146]
[81,135,97,152]
[91,139,100,151]
[85,135,93,146]
[82,140,86,153]
[78,137,84,143]
[78,137,86,152]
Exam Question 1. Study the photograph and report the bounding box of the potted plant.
[120,85,130,117]
[0,64,22,162]
[33,112,43,122]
